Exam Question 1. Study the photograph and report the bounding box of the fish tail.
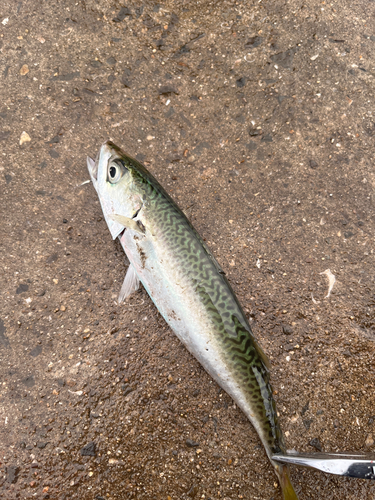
[278,464,299,500]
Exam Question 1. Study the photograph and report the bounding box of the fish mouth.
[87,141,119,185]
[86,151,99,183]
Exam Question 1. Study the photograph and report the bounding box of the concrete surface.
[0,0,374,499]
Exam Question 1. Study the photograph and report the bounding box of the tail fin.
[278,465,299,500]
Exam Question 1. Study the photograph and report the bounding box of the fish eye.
[107,160,127,184]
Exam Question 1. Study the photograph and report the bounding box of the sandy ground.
[0,0,374,499]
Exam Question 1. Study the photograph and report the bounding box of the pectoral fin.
[118,264,140,303]
[109,214,145,234]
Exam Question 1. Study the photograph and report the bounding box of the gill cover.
[87,141,141,240]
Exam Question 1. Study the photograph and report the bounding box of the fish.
[87,140,298,499]
[87,141,375,497]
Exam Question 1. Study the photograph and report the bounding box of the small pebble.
[186,439,199,448]
[20,64,29,75]
[365,434,374,447]
[19,131,31,145]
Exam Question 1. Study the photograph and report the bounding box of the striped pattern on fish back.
[128,155,286,456]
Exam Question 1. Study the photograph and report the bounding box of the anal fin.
[118,264,140,303]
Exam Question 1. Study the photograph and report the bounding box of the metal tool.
[272,452,375,479]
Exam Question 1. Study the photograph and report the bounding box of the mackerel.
[87,141,375,498]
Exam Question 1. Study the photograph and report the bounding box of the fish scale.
[88,141,298,500]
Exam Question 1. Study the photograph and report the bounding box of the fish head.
[87,141,144,240]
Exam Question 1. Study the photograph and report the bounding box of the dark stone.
[303,419,313,430]
[234,115,245,124]
[179,112,192,127]
[169,13,179,27]
[81,442,97,456]
[22,376,35,387]
[121,383,133,396]
[121,69,132,87]
[270,47,298,69]
[47,135,60,144]
[16,283,29,294]
[301,401,309,416]
[344,231,354,238]
[187,484,199,497]
[135,6,144,18]
[106,57,116,65]
[29,345,42,357]
[158,85,179,95]
[249,128,262,137]
[284,344,295,352]
[90,60,102,68]
[135,153,145,162]
[261,134,273,142]
[186,439,199,448]
[5,174,12,183]
[0,130,10,140]
[6,466,20,484]
[0,319,10,348]
[46,253,58,264]
[165,106,175,118]
[48,149,60,158]
[37,441,48,449]
[282,324,293,335]
[236,77,246,87]
[277,95,287,104]
[245,36,263,49]
[113,7,132,22]
[309,437,322,451]
[309,159,318,169]
[246,142,257,151]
